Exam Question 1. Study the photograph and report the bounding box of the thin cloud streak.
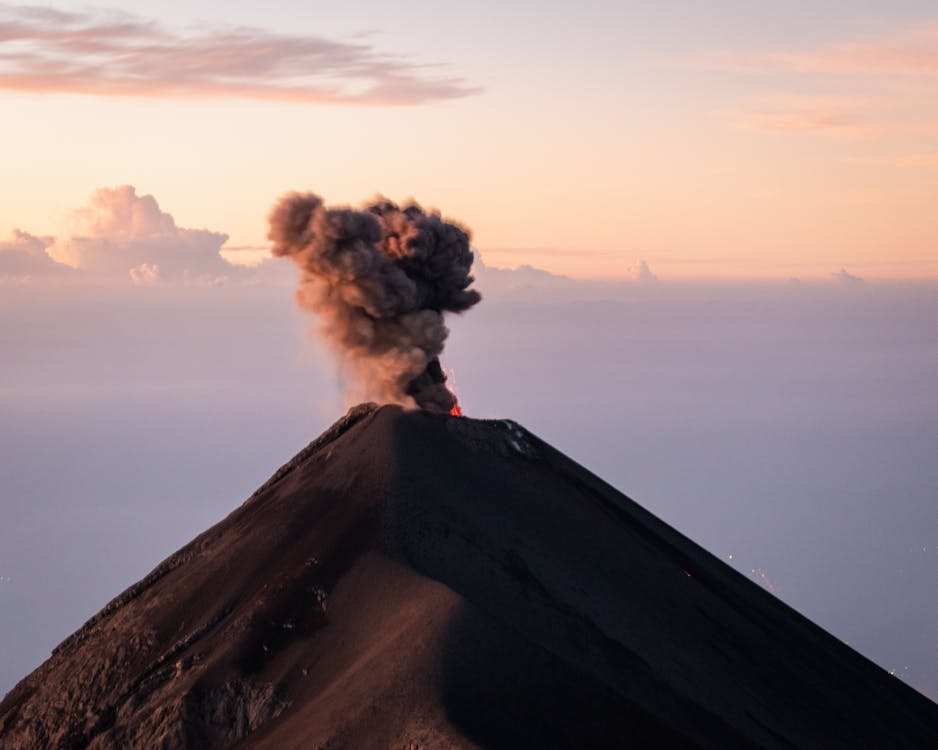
[740,109,863,136]
[771,24,938,77]
[743,109,862,134]
[0,4,479,105]
[727,95,876,137]
[845,152,938,169]
[695,25,938,141]
[701,23,938,77]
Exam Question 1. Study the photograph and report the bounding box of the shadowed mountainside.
[1,404,936,748]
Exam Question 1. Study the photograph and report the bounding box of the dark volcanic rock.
[1,405,936,749]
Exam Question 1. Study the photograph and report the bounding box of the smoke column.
[268,192,480,412]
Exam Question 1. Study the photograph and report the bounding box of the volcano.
[2,404,936,749]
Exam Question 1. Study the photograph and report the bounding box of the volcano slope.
[2,405,937,749]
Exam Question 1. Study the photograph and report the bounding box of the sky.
[1,0,937,279]
[0,0,936,707]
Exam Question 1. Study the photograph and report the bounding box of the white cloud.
[49,186,235,282]
[129,263,161,286]
[627,260,658,282]
[833,267,864,284]
[0,229,72,277]
[470,249,575,296]
[183,270,230,287]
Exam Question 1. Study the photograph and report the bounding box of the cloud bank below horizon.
[0,186,884,289]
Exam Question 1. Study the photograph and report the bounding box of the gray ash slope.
[2,405,937,749]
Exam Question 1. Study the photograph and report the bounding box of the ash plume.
[268,192,480,412]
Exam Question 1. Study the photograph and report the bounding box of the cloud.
[844,152,938,169]
[0,5,478,105]
[183,270,231,287]
[0,229,72,277]
[701,24,938,138]
[702,24,938,78]
[49,185,235,281]
[471,249,573,295]
[885,152,938,168]
[129,262,161,286]
[833,267,864,284]
[734,95,872,136]
[769,24,938,77]
[219,245,271,267]
[743,109,862,135]
[627,260,658,282]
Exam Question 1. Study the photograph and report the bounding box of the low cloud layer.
[3,188,905,290]
[0,5,478,105]
[3,270,936,703]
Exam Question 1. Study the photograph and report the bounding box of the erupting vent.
[269,191,480,413]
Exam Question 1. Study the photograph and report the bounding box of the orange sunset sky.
[1,1,937,280]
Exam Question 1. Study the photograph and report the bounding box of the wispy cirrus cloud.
[699,25,938,137]
[702,22,938,77]
[0,4,479,105]
[743,109,860,135]
[844,151,938,168]
[731,95,874,137]
[767,24,938,77]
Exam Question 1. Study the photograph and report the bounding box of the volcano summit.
[1,404,936,748]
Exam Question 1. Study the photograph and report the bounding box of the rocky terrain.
[2,403,936,748]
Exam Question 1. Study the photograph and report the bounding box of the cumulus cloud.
[49,186,234,282]
[0,229,72,277]
[469,250,573,295]
[183,270,231,287]
[627,260,658,282]
[129,263,161,286]
[834,267,864,284]
[0,5,478,105]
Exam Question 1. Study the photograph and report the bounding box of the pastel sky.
[2,0,938,279]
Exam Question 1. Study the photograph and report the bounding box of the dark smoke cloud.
[268,192,480,412]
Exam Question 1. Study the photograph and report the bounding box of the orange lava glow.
[445,369,463,416]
